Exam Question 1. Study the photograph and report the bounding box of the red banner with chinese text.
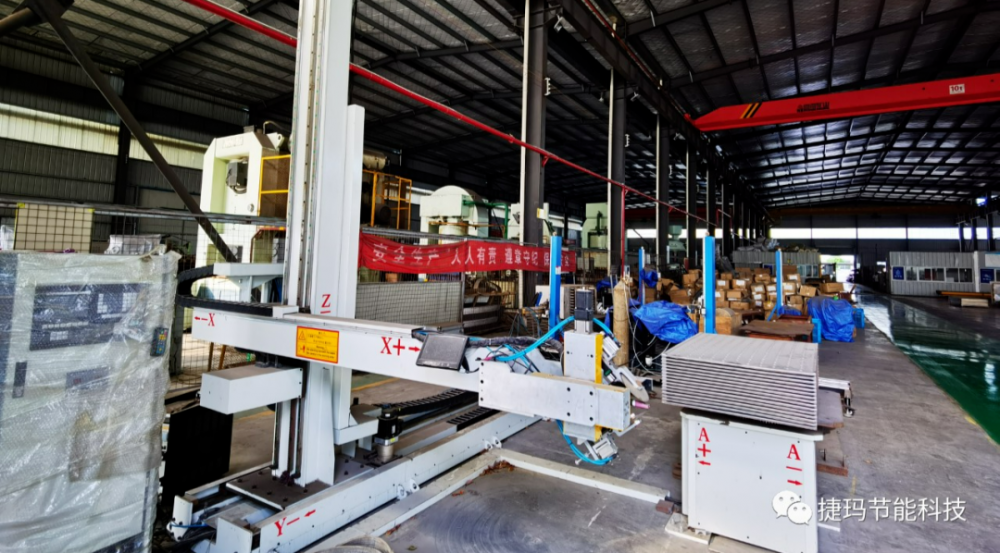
[359,233,576,274]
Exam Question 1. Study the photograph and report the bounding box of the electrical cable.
[556,421,611,466]
[593,318,617,342]
[495,316,574,362]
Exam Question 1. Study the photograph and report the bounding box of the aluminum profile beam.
[662,334,819,430]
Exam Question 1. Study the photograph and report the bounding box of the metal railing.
[0,196,284,389]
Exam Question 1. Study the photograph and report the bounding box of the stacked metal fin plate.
[662,334,819,430]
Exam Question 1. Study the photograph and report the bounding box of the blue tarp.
[633,301,698,344]
[808,296,855,342]
[775,305,802,316]
[597,278,613,293]
[638,268,659,289]
[604,298,642,327]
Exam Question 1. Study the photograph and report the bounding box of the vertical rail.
[703,236,716,334]
[550,234,562,330]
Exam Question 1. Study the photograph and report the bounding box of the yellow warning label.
[295,327,340,364]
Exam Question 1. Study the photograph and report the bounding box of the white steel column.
[285,0,361,486]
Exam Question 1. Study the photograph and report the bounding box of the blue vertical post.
[550,235,562,328]
[704,235,716,334]
[775,249,784,311]
[639,246,646,305]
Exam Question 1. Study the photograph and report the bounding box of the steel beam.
[721,168,731,256]
[685,143,696,265]
[656,116,670,270]
[695,73,1000,132]
[609,72,626,277]
[987,213,996,252]
[519,0,547,307]
[0,7,37,38]
[549,0,696,143]
[707,162,718,237]
[668,3,998,91]
[626,0,732,37]
[369,39,522,69]
[29,0,237,261]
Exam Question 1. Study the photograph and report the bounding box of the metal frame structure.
[161,4,652,552]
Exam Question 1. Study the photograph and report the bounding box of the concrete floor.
[892,294,1000,342]
[226,300,1000,553]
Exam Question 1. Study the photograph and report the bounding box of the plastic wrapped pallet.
[0,249,179,553]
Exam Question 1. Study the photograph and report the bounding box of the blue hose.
[592,318,618,343]
[495,316,575,362]
[557,421,611,465]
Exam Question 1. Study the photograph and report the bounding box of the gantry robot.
[168,4,646,551]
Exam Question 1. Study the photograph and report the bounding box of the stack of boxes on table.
[648,269,701,306]
[648,263,848,316]
[716,265,847,315]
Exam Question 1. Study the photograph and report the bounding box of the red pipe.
[177,0,709,225]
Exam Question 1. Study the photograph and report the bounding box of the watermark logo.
[773,491,813,525]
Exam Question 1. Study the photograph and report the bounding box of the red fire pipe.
[177,0,710,228]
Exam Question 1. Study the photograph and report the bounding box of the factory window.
[857,228,907,239]
[943,269,973,283]
[907,228,957,240]
[770,228,811,239]
[905,267,918,281]
[812,227,857,239]
[916,268,945,282]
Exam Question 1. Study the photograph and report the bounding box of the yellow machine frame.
[366,169,412,230]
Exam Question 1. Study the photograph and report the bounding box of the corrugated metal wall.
[888,251,976,296]
[0,47,248,209]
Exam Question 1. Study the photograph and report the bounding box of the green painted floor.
[858,292,1000,444]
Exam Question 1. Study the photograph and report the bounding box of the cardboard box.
[751,283,766,293]
[763,300,775,312]
[716,279,730,290]
[732,278,749,290]
[782,282,798,295]
[682,272,701,286]
[782,264,798,275]
[752,292,765,301]
[788,295,804,306]
[736,268,754,279]
[754,268,771,276]
[715,290,725,300]
[717,300,730,309]
[644,288,658,303]
[766,284,778,294]
[754,300,763,307]
[820,282,844,294]
[799,285,817,297]
[670,289,692,305]
[720,272,734,281]
[699,308,739,335]
[786,273,801,283]
[730,300,751,310]
[726,289,745,301]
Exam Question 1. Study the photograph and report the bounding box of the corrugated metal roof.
[0,0,995,208]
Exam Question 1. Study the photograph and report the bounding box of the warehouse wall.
[773,213,969,266]
[0,46,247,210]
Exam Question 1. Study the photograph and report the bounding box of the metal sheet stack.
[662,334,819,430]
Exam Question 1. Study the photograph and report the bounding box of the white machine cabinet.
[682,411,824,553]
[0,251,178,553]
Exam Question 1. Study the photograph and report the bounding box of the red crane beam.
[693,73,1000,132]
